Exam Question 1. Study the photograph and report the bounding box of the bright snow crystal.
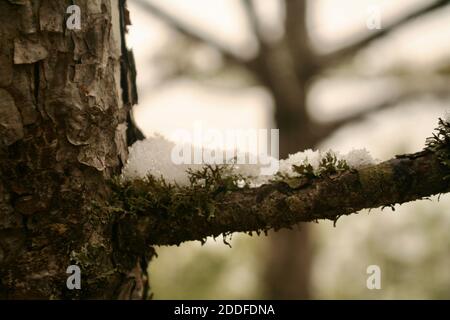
[122,136,377,186]
[122,135,202,186]
[342,149,375,168]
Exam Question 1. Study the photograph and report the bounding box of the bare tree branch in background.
[241,0,264,43]
[132,0,255,67]
[284,0,318,76]
[318,0,450,68]
[318,80,450,137]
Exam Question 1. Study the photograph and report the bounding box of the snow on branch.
[110,120,450,246]
[122,134,376,186]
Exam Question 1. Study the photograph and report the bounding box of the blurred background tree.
[127,0,450,299]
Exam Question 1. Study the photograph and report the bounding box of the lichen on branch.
[107,119,450,246]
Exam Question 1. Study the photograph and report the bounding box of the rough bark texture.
[116,149,450,246]
[0,0,152,299]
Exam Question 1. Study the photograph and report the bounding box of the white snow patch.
[342,149,376,168]
[122,135,201,186]
[122,135,274,186]
[444,110,450,123]
[278,148,375,177]
[122,136,378,186]
[278,149,321,176]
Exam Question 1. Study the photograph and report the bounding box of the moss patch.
[110,164,249,220]
[274,151,351,189]
[425,118,450,176]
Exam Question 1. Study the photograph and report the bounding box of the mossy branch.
[109,120,450,246]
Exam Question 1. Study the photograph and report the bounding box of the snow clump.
[122,135,377,187]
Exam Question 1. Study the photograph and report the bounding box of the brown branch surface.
[118,150,450,246]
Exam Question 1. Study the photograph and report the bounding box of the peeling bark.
[0,0,151,299]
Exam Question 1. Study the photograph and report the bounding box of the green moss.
[425,118,450,176]
[274,151,351,189]
[316,151,350,176]
[358,163,392,197]
[108,164,250,221]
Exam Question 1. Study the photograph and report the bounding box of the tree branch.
[318,0,450,67]
[131,0,252,66]
[114,149,450,246]
[284,0,317,76]
[241,0,263,42]
[316,80,450,136]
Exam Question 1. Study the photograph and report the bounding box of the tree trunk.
[0,0,151,299]
[262,0,316,299]
[265,100,316,299]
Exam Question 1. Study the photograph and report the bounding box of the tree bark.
[0,0,151,299]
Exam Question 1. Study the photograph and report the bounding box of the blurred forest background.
[126,0,450,299]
